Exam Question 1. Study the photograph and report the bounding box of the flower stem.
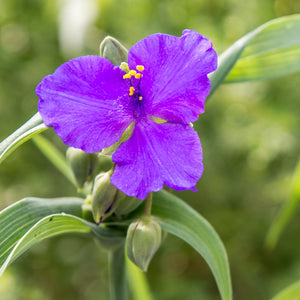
[143,192,153,216]
[108,244,128,300]
[126,256,153,300]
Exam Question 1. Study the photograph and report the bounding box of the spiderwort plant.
[35,30,217,279]
[1,14,300,300]
[34,30,218,298]
[1,30,232,300]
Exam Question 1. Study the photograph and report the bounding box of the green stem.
[143,192,153,217]
[108,244,128,300]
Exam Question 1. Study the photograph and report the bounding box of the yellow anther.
[123,73,131,79]
[129,70,137,76]
[139,96,143,101]
[136,65,144,72]
[129,86,135,96]
[135,73,142,79]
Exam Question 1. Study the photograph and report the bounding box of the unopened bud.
[91,170,124,223]
[99,36,128,66]
[114,194,142,216]
[98,154,113,172]
[66,147,98,190]
[126,217,162,272]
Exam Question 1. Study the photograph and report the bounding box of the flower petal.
[111,118,203,199]
[128,30,217,124]
[37,56,133,153]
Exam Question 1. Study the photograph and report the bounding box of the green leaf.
[0,197,125,278]
[152,190,232,300]
[32,135,75,186]
[126,257,153,300]
[226,15,300,82]
[271,280,300,300]
[0,112,47,164]
[209,14,300,96]
[265,155,300,250]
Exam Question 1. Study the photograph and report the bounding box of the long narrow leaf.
[271,280,300,300]
[226,15,300,82]
[0,197,125,278]
[0,213,91,277]
[209,14,300,96]
[152,190,232,300]
[0,112,47,164]
[127,257,153,300]
[265,155,300,250]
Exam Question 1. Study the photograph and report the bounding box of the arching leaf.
[0,112,47,164]
[209,14,300,96]
[152,191,232,300]
[271,279,300,300]
[0,197,125,277]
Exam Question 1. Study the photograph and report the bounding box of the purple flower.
[36,30,217,200]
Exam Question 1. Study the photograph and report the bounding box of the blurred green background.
[1,0,300,299]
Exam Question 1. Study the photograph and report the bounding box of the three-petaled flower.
[36,30,217,200]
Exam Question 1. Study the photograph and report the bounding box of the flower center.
[122,64,145,101]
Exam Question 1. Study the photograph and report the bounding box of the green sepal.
[101,122,135,156]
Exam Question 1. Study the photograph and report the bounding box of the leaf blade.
[152,190,232,300]
[208,14,300,96]
[126,257,153,300]
[265,155,300,250]
[271,280,300,300]
[0,112,47,164]
[0,197,125,277]
[225,14,300,82]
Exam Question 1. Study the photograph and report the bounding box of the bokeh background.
[1,0,300,299]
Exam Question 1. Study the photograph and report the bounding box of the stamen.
[139,96,143,101]
[129,70,137,76]
[135,73,142,79]
[123,74,131,79]
[136,65,144,72]
[129,86,135,96]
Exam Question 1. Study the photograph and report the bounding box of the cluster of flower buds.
[67,139,161,271]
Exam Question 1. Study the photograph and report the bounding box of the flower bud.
[98,154,113,172]
[114,194,142,217]
[99,36,128,66]
[91,170,124,223]
[66,147,98,190]
[126,217,162,272]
